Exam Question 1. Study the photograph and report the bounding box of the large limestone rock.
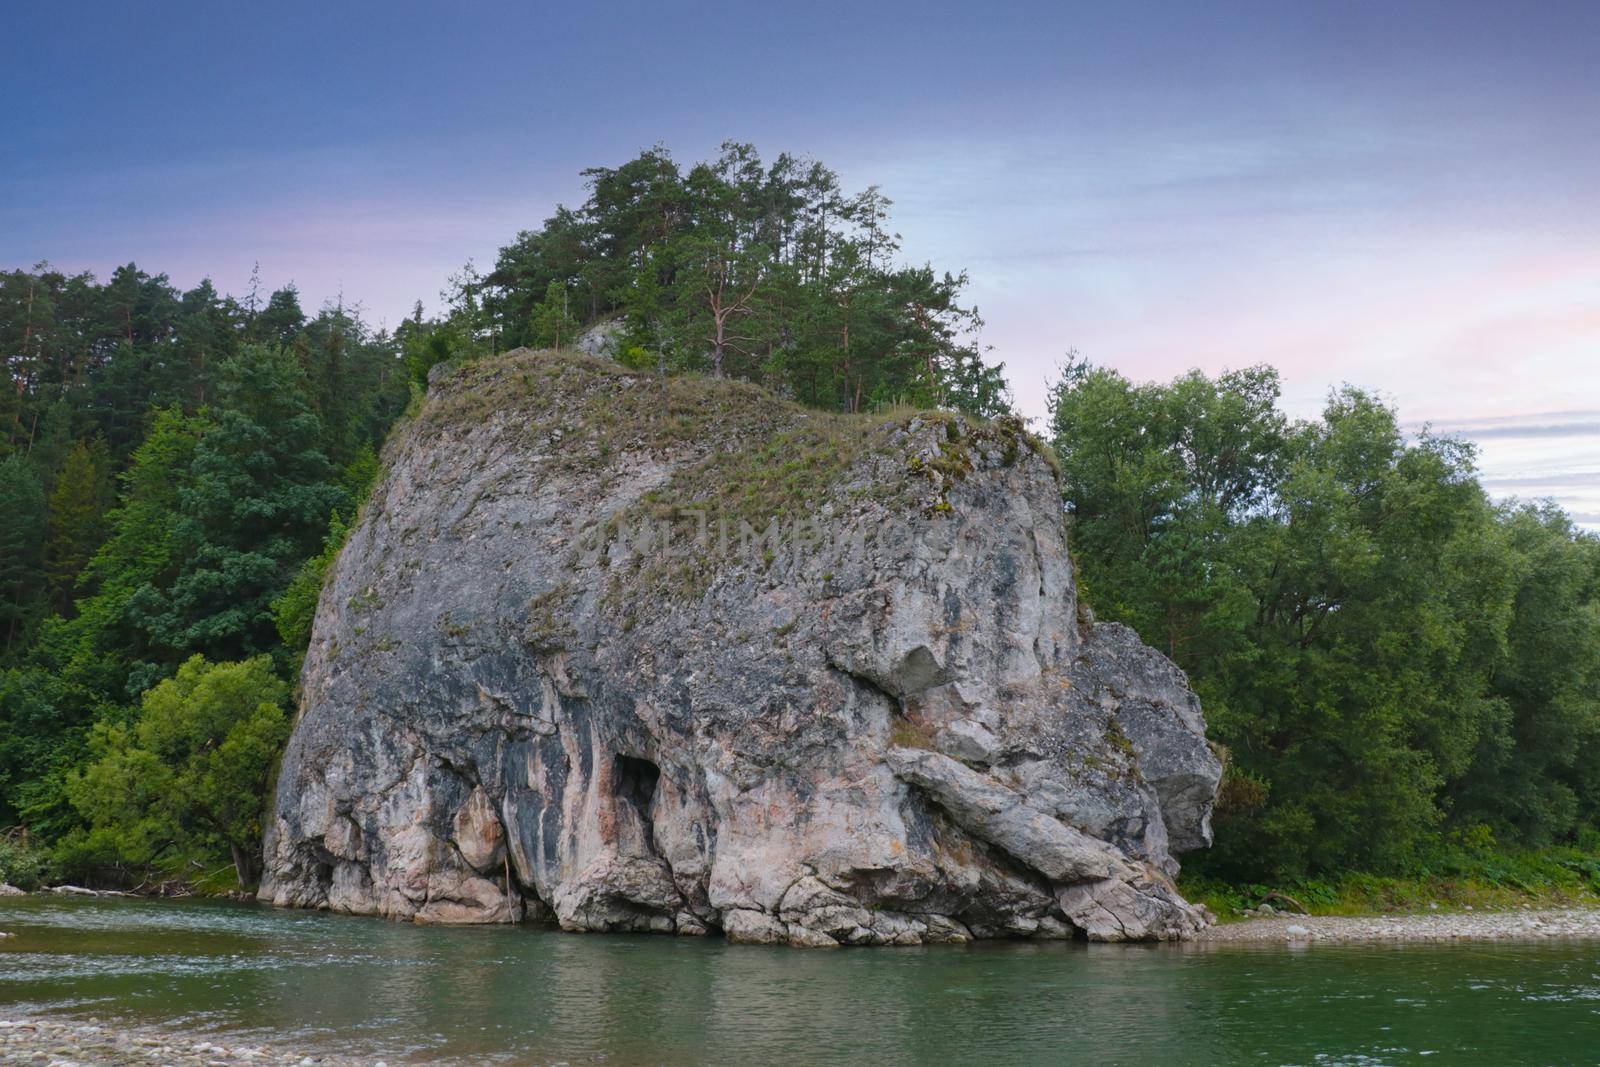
[261,349,1222,943]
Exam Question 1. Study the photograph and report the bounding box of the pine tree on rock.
[528,280,579,350]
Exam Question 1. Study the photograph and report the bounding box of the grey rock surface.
[261,349,1221,943]
[574,318,624,360]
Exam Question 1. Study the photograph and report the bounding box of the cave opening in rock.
[613,754,661,819]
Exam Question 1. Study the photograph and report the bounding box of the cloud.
[1415,412,1600,440]
[1481,471,1600,489]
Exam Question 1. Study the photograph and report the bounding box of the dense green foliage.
[1184,836,1600,921]
[65,655,290,886]
[1048,359,1600,882]
[426,142,1012,417]
[0,263,407,883]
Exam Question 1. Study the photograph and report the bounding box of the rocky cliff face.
[261,349,1222,943]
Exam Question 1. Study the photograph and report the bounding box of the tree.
[0,456,47,654]
[439,262,495,357]
[671,228,766,378]
[478,143,1010,413]
[528,280,580,350]
[134,346,345,661]
[0,261,407,877]
[66,655,290,885]
[1450,505,1600,843]
[43,439,112,612]
[1044,360,1589,880]
[253,285,305,347]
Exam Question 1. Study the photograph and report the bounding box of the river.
[1,896,1596,1065]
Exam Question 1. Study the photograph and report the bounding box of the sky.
[4,1,1597,522]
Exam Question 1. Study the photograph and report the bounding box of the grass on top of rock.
[601,403,910,605]
[417,348,807,472]
[423,348,1049,518]
[417,348,1048,608]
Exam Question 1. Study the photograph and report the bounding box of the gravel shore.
[0,1017,384,1066]
[1196,906,1600,944]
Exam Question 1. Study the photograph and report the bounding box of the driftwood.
[1262,890,1308,914]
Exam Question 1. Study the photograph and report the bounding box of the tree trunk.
[657,334,670,418]
[711,312,726,378]
[228,841,254,888]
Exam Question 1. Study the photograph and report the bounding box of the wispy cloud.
[1455,422,1600,440]
[1481,471,1600,489]
[1413,412,1600,440]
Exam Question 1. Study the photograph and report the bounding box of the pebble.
[0,1016,385,1066]
[1199,906,1600,944]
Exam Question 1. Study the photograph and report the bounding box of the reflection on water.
[2,897,1598,1065]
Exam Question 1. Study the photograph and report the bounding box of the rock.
[574,318,625,360]
[722,909,788,944]
[261,349,1222,943]
[1285,923,1311,938]
[0,884,23,896]
[786,923,842,949]
[451,785,507,872]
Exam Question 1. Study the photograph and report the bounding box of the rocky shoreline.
[1195,906,1600,944]
[0,1017,382,1066]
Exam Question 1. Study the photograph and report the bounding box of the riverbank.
[1179,844,1600,925]
[0,1017,378,1066]
[11,883,1600,947]
[1195,905,1600,944]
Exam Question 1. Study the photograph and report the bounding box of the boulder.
[261,349,1221,942]
[574,319,624,360]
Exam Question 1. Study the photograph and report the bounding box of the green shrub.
[0,832,50,889]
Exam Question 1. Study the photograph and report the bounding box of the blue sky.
[5,1,1598,521]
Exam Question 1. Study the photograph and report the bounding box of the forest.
[1,143,1596,898]
[1048,361,1600,891]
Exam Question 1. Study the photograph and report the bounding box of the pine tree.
[528,280,580,349]
[0,456,47,653]
[43,439,111,613]
[138,346,345,660]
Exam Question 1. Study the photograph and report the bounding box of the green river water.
[1,896,1596,1065]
